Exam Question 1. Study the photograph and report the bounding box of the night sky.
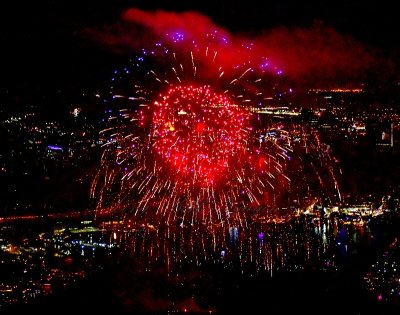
[1,0,400,94]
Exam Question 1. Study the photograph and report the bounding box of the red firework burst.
[148,85,250,186]
[91,33,294,226]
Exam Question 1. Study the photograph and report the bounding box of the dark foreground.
[2,215,400,314]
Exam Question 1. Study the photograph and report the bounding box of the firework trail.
[91,32,303,226]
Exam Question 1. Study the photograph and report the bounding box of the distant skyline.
[1,0,399,94]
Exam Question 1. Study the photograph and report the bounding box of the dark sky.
[1,0,399,94]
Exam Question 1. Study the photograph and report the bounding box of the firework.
[91,32,295,226]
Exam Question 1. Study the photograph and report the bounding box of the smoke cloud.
[85,8,394,87]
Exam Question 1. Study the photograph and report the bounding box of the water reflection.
[105,214,375,277]
[3,212,396,313]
